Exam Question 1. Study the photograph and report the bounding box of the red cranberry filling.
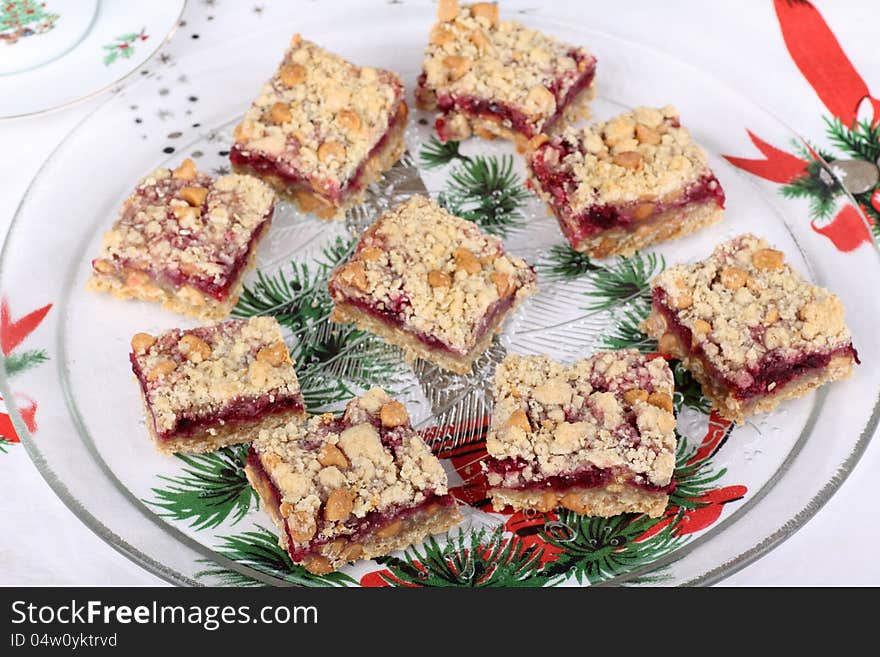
[424,52,597,142]
[329,281,518,356]
[229,95,405,203]
[529,131,726,246]
[484,457,676,495]
[130,353,304,440]
[653,289,859,401]
[246,447,456,562]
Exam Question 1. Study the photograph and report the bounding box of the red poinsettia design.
[724,0,879,252]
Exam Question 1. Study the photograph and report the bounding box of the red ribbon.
[775,0,880,126]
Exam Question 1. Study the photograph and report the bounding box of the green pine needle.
[825,116,880,163]
[146,445,256,530]
[668,435,728,511]
[4,349,49,378]
[673,361,711,414]
[535,244,601,281]
[0,438,11,454]
[419,136,470,169]
[541,511,686,585]
[597,303,656,352]
[376,526,553,587]
[780,162,839,222]
[232,236,405,411]
[196,525,356,587]
[582,252,664,312]
[439,155,529,237]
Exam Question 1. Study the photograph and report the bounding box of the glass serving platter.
[2,7,877,587]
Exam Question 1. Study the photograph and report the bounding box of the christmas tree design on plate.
[1,1,59,45]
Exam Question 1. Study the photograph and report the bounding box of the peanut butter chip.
[289,511,317,543]
[178,334,212,362]
[359,246,383,262]
[721,267,749,290]
[632,202,655,221]
[647,392,674,413]
[453,247,481,274]
[324,488,355,522]
[379,400,409,428]
[130,333,155,354]
[318,140,346,163]
[528,133,549,150]
[427,269,452,288]
[490,271,513,297]
[303,555,334,575]
[505,408,531,432]
[269,101,292,124]
[622,388,648,405]
[172,205,201,222]
[470,2,499,26]
[93,258,115,274]
[147,359,177,381]
[337,109,362,133]
[437,0,459,21]
[658,332,679,356]
[256,342,290,367]
[279,63,307,87]
[635,124,661,145]
[317,444,350,469]
[612,151,643,169]
[692,319,712,334]
[339,262,369,291]
[443,55,472,81]
[179,186,208,207]
[172,158,197,180]
[752,248,785,270]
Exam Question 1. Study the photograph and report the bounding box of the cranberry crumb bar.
[485,352,677,518]
[327,195,537,375]
[415,0,596,148]
[245,388,463,574]
[130,317,305,455]
[230,34,408,219]
[87,159,275,320]
[526,106,725,258]
[641,234,859,424]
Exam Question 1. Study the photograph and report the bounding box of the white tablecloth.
[2,0,877,586]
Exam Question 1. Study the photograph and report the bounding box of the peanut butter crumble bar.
[230,34,408,219]
[327,195,538,374]
[130,317,305,455]
[485,352,677,518]
[245,388,463,574]
[88,158,275,320]
[642,234,859,424]
[527,106,725,258]
[415,0,596,147]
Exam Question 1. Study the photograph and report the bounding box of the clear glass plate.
[3,8,878,587]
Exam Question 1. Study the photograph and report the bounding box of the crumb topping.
[93,160,275,293]
[131,317,301,434]
[486,352,677,487]
[650,233,854,379]
[251,388,449,544]
[538,106,713,210]
[328,195,537,354]
[420,1,594,130]
[232,34,404,190]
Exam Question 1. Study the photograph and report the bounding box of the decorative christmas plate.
[2,8,878,587]
[0,0,185,118]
